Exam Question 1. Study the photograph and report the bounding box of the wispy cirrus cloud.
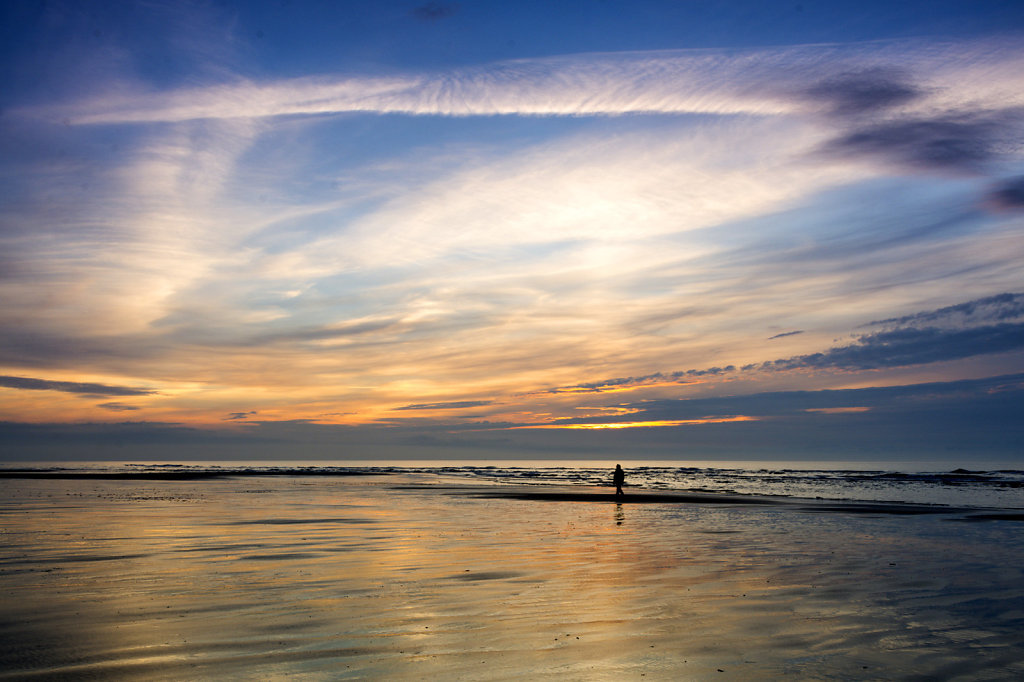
[32,40,1024,126]
[4,34,1023,430]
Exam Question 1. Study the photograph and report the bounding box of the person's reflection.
[614,503,624,526]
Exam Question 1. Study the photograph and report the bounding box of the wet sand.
[2,473,1023,680]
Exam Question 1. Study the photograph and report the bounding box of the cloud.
[395,400,494,411]
[243,318,403,347]
[535,367,735,396]
[225,411,258,421]
[591,373,1024,424]
[412,2,459,22]
[805,407,871,414]
[759,293,1024,371]
[792,55,1024,176]
[4,374,1022,462]
[821,110,1024,172]
[536,293,1024,394]
[291,115,846,277]
[987,176,1024,210]
[762,323,1024,371]
[866,292,1024,328]
[803,67,921,116]
[0,420,277,461]
[31,40,1024,125]
[0,375,155,397]
[4,36,1024,431]
[98,403,141,411]
[768,330,804,340]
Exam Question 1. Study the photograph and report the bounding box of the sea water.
[2,462,1024,678]
[4,459,1022,509]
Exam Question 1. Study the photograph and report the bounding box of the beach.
[2,471,1023,680]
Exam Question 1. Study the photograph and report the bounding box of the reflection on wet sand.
[1,474,1023,679]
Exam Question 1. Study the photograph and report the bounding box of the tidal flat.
[2,473,1023,680]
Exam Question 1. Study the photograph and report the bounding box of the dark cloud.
[395,400,494,411]
[225,411,258,421]
[0,375,155,396]
[987,176,1024,210]
[537,367,734,395]
[539,294,1024,394]
[0,420,280,461]
[411,2,459,22]
[0,329,164,368]
[768,330,803,340]
[804,68,920,116]
[763,322,1024,371]
[766,293,1024,370]
[801,60,1024,174]
[823,113,1015,172]
[609,373,1024,423]
[97,402,140,411]
[867,292,1024,328]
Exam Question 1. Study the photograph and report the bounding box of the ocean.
[4,459,1023,509]
[3,459,1024,678]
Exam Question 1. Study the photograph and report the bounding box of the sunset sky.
[2,0,1023,462]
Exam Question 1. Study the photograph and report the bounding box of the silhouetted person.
[613,464,625,497]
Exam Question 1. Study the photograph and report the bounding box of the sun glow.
[504,416,758,430]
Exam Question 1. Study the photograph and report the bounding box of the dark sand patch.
[949,512,1024,522]
[443,570,525,581]
[456,485,1023,522]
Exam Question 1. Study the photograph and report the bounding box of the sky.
[2,0,1023,463]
